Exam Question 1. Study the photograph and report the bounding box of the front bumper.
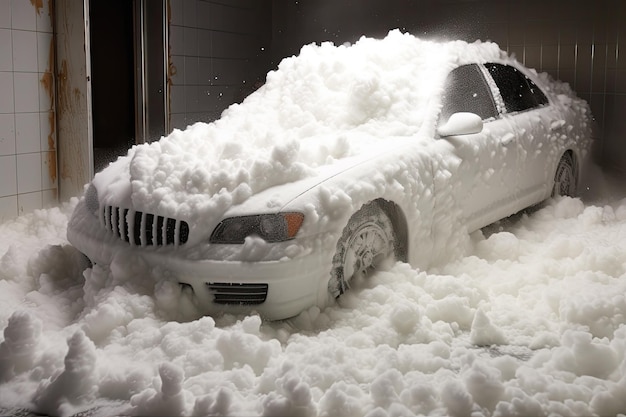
[151,252,327,320]
[67,200,331,320]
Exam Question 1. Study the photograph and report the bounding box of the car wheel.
[552,152,577,197]
[329,202,396,298]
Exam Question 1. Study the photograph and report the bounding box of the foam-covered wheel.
[552,153,577,197]
[329,202,396,298]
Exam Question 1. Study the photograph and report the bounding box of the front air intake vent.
[207,282,269,305]
[102,206,189,247]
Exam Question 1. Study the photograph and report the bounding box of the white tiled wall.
[0,0,57,222]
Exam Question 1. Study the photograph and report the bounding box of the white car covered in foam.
[68,31,593,320]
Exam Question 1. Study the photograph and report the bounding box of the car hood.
[89,31,510,237]
[90,131,419,236]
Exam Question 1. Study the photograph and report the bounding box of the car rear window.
[484,63,548,113]
[440,64,498,123]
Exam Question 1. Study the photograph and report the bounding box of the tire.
[329,202,396,298]
[552,153,577,197]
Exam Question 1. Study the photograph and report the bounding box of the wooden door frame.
[55,0,169,201]
[55,0,93,201]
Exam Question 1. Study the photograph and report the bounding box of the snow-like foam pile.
[0,30,615,416]
[99,30,505,225]
[1,182,626,416]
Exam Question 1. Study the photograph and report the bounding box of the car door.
[483,63,555,207]
[436,64,522,232]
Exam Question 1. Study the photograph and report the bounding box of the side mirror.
[437,112,483,137]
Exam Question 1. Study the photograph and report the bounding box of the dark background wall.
[169,0,272,128]
[169,0,626,173]
[89,0,135,172]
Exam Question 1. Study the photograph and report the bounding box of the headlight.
[210,213,304,244]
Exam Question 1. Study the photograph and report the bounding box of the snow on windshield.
[1,177,626,416]
[102,30,505,222]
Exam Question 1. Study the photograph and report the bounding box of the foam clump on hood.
[96,30,506,220]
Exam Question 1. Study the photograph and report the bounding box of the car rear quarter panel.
[519,65,594,199]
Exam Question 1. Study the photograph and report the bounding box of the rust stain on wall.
[57,59,70,117]
[46,110,57,183]
[37,14,58,188]
[40,70,57,183]
[47,34,54,73]
[30,0,43,14]
[40,72,53,109]
[57,79,87,181]
[39,35,55,113]
[47,149,57,183]
[56,0,93,199]
[57,59,72,180]
[168,54,177,79]
[168,44,176,129]
[47,111,55,151]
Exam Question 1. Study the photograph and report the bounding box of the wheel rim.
[341,221,391,292]
[553,156,575,197]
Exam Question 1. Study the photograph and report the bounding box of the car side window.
[440,64,498,124]
[484,63,548,113]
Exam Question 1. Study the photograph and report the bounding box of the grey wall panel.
[169,0,271,130]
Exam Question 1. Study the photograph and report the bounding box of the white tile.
[198,29,211,57]
[16,152,41,193]
[170,85,185,114]
[183,0,197,27]
[198,57,211,83]
[13,72,39,113]
[15,112,40,153]
[0,0,10,29]
[170,112,186,131]
[12,30,37,72]
[0,29,11,71]
[41,188,56,207]
[18,190,41,214]
[11,0,36,30]
[183,27,198,56]
[0,195,18,222]
[0,72,14,113]
[35,0,53,33]
[184,85,199,112]
[37,31,53,72]
[39,110,54,151]
[0,154,17,197]
[184,56,198,85]
[197,1,211,29]
[0,113,15,155]
[41,150,56,189]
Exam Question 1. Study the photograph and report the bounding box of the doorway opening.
[89,0,136,173]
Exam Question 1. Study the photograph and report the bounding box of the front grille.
[207,282,268,305]
[102,206,189,247]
